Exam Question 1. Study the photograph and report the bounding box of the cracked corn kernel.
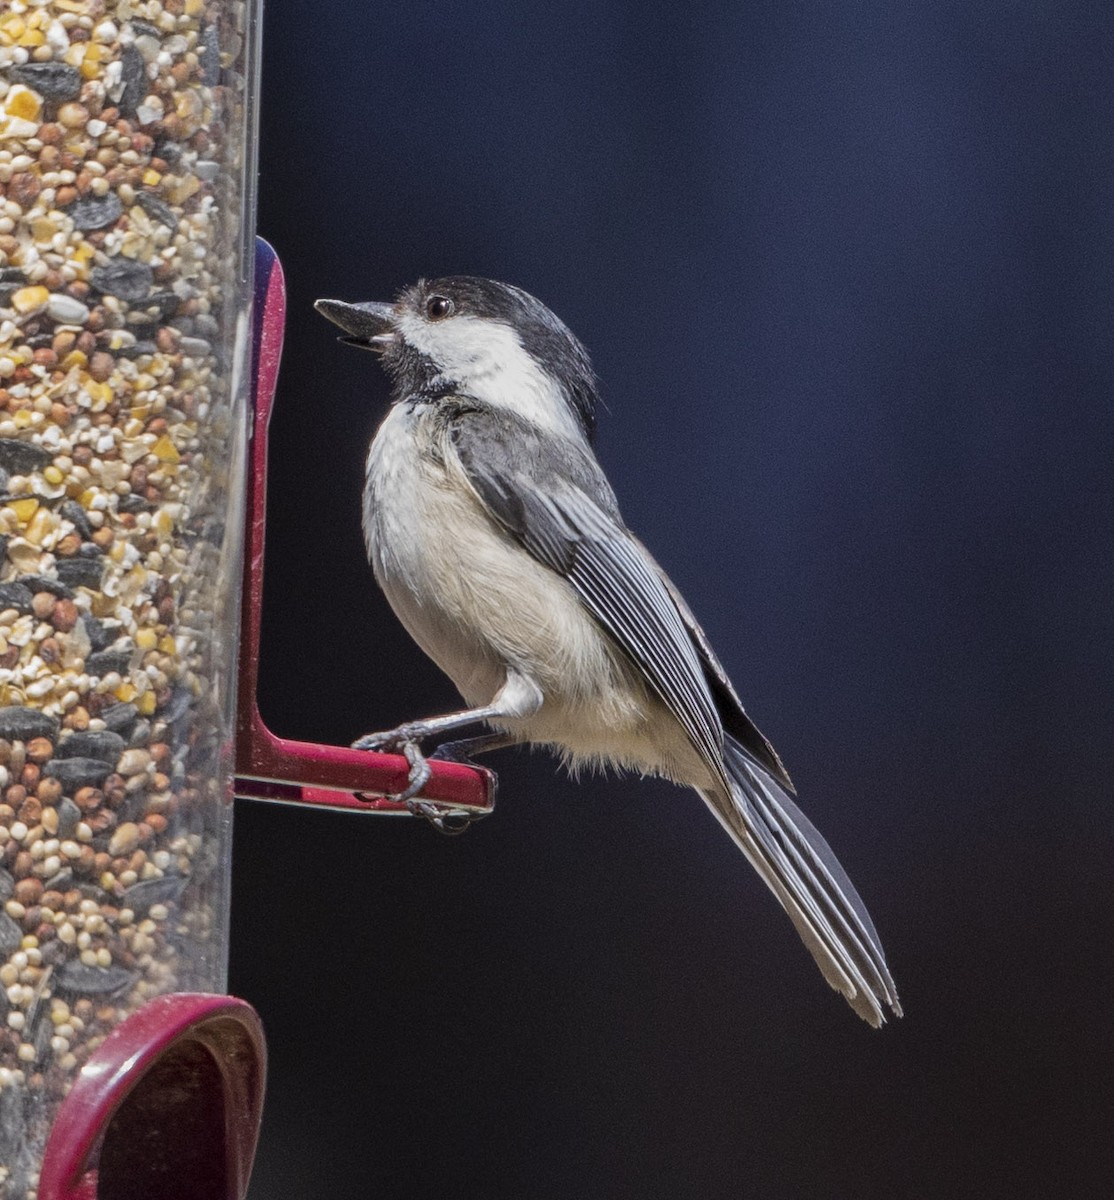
[4,92,40,125]
[135,628,159,651]
[11,287,50,316]
[23,508,54,546]
[151,435,180,463]
[8,499,39,523]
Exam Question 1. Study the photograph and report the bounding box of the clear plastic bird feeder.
[0,2,262,1195]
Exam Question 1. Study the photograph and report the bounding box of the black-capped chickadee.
[315,278,901,1026]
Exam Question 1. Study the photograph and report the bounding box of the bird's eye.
[426,295,454,321]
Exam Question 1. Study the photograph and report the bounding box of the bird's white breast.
[363,402,706,784]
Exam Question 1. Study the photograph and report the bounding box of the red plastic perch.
[233,240,495,818]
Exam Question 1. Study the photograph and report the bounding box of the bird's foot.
[351,725,433,803]
[351,719,439,755]
[351,725,479,835]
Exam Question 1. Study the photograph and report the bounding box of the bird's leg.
[351,673,541,819]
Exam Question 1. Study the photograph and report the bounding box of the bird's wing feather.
[447,406,731,792]
[637,538,795,792]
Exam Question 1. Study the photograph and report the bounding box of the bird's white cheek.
[395,313,582,440]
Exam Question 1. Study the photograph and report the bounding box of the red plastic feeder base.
[39,993,266,1200]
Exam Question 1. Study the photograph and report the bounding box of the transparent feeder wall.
[0,0,258,1193]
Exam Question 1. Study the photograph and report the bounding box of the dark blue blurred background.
[232,2,1113,1196]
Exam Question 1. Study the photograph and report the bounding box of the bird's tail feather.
[699,736,901,1027]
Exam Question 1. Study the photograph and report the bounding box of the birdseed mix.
[0,1,255,1192]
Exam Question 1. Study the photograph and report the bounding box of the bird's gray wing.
[447,405,732,793]
[642,546,795,792]
[447,405,900,1023]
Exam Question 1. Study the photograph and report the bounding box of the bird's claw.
[392,739,432,803]
[405,799,478,836]
[351,729,431,800]
[351,728,480,835]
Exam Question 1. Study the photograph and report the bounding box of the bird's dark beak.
[314,298,397,352]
